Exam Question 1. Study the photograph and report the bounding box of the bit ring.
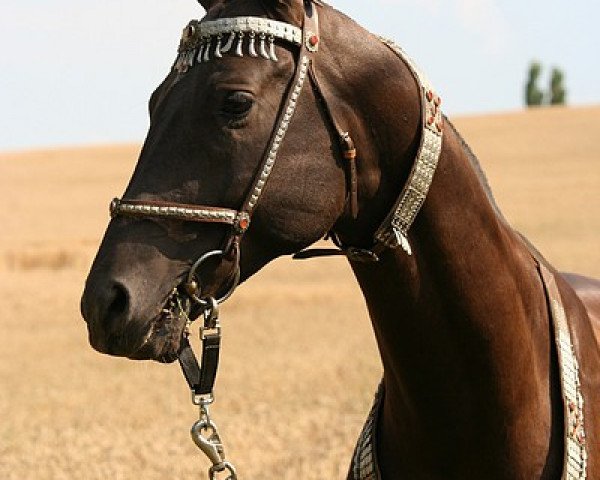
[186,250,241,306]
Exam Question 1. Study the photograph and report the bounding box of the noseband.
[108,1,444,477]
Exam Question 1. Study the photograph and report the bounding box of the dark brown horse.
[81,0,600,478]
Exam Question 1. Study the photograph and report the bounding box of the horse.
[80,0,600,478]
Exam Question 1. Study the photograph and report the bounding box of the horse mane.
[443,115,507,221]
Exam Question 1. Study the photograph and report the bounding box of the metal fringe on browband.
[175,16,303,72]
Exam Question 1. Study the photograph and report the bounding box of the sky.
[1,0,599,151]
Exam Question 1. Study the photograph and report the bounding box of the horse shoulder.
[562,272,600,347]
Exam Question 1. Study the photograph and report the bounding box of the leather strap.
[239,0,320,220]
[308,65,359,219]
[110,198,241,226]
[178,333,222,396]
[178,337,203,394]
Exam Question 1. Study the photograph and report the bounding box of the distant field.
[0,106,598,479]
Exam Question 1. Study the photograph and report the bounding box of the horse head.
[81,0,420,362]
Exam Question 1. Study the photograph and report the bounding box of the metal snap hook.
[191,416,238,479]
[185,249,241,306]
[209,462,237,480]
[191,418,225,466]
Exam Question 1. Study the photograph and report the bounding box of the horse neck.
[312,10,559,474]
[349,124,559,476]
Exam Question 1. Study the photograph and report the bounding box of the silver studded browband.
[175,16,303,72]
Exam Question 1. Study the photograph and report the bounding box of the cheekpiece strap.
[373,38,444,256]
[240,1,320,217]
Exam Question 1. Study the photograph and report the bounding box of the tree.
[525,61,544,107]
[550,68,566,105]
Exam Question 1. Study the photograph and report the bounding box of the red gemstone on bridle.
[238,217,250,231]
[309,35,319,47]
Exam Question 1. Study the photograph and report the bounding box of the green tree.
[550,67,567,105]
[525,61,544,107]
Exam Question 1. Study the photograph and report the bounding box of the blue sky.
[1,0,598,151]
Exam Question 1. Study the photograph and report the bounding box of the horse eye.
[221,91,254,118]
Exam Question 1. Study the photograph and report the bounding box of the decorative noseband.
[110,198,251,234]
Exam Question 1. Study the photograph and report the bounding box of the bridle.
[108,1,444,477]
[109,1,357,286]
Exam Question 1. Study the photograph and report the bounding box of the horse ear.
[197,0,216,12]
[262,0,305,25]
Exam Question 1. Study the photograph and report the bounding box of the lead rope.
[178,295,237,479]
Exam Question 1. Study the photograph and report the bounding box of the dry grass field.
[1,106,599,479]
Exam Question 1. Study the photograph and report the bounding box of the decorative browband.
[174,17,303,72]
[109,198,251,233]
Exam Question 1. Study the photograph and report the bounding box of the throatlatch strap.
[308,65,359,219]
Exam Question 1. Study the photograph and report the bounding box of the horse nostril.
[81,278,133,355]
[104,282,130,334]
